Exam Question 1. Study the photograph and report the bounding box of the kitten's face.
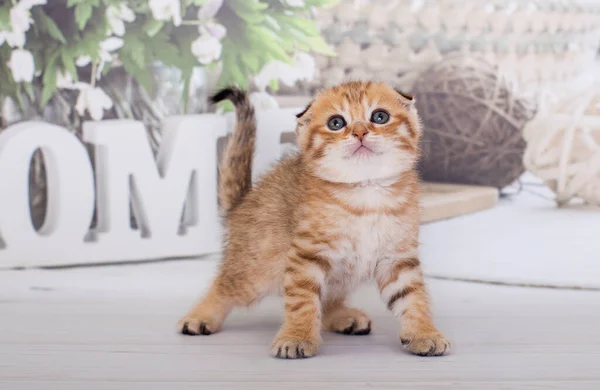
[296,81,421,184]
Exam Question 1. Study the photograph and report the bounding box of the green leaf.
[218,100,234,113]
[68,0,99,6]
[131,44,145,69]
[183,0,208,6]
[126,0,150,12]
[120,54,154,95]
[280,16,320,36]
[23,82,35,101]
[152,39,183,68]
[60,49,79,82]
[230,63,246,87]
[236,0,268,12]
[143,18,164,37]
[308,35,335,56]
[268,78,279,91]
[77,31,104,60]
[12,87,27,113]
[246,29,290,63]
[75,4,93,30]
[264,15,281,31]
[234,7,265,24]
[240,52,259,73]
[0,7,10,31]
[204,61,219,72]
[305,0,339,6]
[33,8,67,43]
[40,53,59,108]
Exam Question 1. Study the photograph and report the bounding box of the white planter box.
[0,108,300,268]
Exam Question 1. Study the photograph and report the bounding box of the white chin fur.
[314,146,414,184]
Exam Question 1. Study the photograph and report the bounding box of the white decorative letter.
[83,115,226,259]
[224,108,299,181]
[0,108,302,268]
[0,122,95,267]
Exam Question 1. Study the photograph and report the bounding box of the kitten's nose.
[352,125,369,142]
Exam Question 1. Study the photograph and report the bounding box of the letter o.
[0,121,95,248]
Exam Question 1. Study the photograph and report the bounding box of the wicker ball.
[523,87,600,206]
[413,55,535,188]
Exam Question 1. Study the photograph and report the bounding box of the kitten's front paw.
[178,315,220,336]
[270,335,319,359]
[400,331,450,356]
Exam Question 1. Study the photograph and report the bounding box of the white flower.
[149,0,182,26]
[254,61,294,89]
[76,38,123,80]
[197,0,224,20]
[0,30,25,48]
[191,34,222,65]
[15,0,47,10]
[106,3,135,36]
[76,56,92,67]
[293,52,316,81]
[99,37,124,59]
[281,0,305,7]
[56,71,76,89]
[249,91,279,110]
[254,52,315,90]
[58,75,113,120]
[10,0,46,33]
[97,37,123,78]
[202,21,226,40]
[75,84,113,121]
[0,0,46,48]
[7,49,35,83]
[9,7,32,37]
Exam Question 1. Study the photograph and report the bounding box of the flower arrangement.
[0,0,335,122]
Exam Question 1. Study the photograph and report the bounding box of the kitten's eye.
[327,115,346,131]
[371,110,390,124]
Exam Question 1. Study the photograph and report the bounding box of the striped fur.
[178,81,449,359]
[211,87,256,215]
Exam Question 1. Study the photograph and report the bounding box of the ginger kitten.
[178,81,450,359]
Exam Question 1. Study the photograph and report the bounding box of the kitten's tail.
[211,87,256,215]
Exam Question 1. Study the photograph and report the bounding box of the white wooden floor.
[1,259,600,390]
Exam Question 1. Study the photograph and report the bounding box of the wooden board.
[2,260,600,389]
[420,182,499,223]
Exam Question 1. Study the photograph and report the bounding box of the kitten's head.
[295,81,421,184]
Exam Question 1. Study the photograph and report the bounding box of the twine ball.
[413,55,535,188]
[523,87,600,206]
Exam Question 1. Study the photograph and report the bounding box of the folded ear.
[394,89,415,106]
[296,101,313,120]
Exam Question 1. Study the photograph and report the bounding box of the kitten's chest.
[321,187,411,287]
[332,213,401,261]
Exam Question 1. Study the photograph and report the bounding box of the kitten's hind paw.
[324,307,372,335]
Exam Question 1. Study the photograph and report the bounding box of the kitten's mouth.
[352,144,375,156]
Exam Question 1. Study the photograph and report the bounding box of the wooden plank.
[1,265,600,388]
[3,382,600,390]
[420,182,499,223]
[2,249,599,389]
